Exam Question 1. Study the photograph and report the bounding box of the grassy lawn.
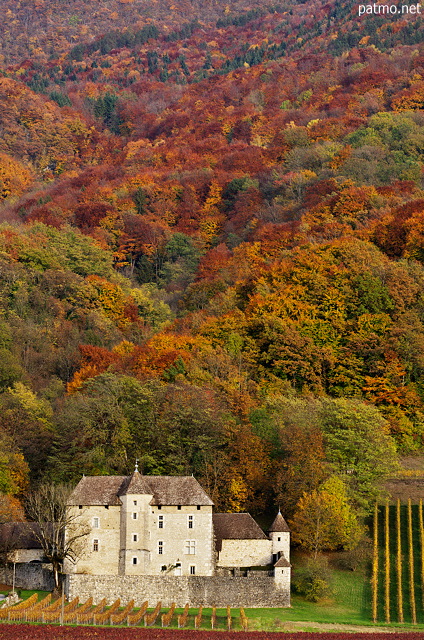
[241,569,371,631]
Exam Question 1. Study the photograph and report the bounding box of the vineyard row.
[372,499,424,624]
[0,596,248,630]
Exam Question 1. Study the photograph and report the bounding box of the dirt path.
[281,621,419,633]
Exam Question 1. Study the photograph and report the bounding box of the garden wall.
[0,563,54,591]
[66,574,290,608]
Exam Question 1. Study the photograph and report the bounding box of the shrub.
[333,536,372,571]
[292,556,333,602]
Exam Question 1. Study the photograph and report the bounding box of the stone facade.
[67,505,121,575]
[66,573,291,608]
[67,502,215,577]
[216,539,271,568]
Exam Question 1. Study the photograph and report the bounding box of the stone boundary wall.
[66,574,290,608]
[0,563,54,591]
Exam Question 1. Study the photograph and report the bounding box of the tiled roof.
[67,475,126,506]
[213,513,267,551]
[268,511,290,533]
[274,555,291,568]
[147,476,213,506]
[0,523,43,549]
[67,473,213,506]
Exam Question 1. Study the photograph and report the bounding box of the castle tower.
[118,466,153,575]
[268,510,290,563]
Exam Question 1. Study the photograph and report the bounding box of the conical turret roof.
[269,511,290,533]
[121,471,152,495]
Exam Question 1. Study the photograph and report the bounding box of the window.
[188,515,193,529]
[132,512,137,520]
[161,565,167,571]
[197,505,201,510]
[79,505,82,510]
[158,515,164,529]
[93,539,99,552]
[158,541,163,555]
[133,500,137,506]
[133,534,138,542]
[105,505,109,509]
[93,517,99,529]
[158,505,162,510]
[177,505,181,510]
[277,537,281,541]
[132,557,138,565]
[184,540,196,555]
[190,565,196,575]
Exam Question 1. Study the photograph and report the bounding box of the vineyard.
[371,499,424,624]
[0,597,246,631]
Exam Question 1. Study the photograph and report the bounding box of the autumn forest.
[0,0,424,552]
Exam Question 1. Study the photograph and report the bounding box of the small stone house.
[213,511,291,591]
[0,523,44,564]
[64,470,291,605]
[0,523,55,592]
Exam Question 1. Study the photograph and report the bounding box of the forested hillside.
[1,0,424,550]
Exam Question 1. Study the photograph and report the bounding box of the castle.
[64,469,291,607]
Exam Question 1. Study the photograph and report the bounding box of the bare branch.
[25,483,89,590]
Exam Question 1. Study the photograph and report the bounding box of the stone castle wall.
[65,505,121,576]
[66,573,290,608]
[0,563,54,591]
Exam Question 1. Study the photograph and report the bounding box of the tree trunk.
[52,561,62,597]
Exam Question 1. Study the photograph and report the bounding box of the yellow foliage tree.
[0,152,33,200]
[290,477,363,557]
